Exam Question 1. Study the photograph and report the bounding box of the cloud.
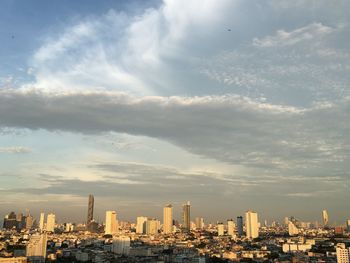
[0,146,31,154]
[0,89,349,173]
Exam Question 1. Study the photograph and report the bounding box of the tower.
[245,210,259,239]
[163,204,173,234]
[237,216,243,236]
[136,216,147,234]
[26,233,47,263]
[322,209,329,226]
[87,194,94,225]
[182,201,191,232]
[39,212,45,231]
[227,219,235,237]
[46,213,55,232]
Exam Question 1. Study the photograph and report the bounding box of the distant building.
[336,243,349,263]
[245,210,259,239]
[195,217,204,229]
[182,201,191,231]
[237,216,243,236]
[347,220,350,232]
[39,213,45,231]
[46,213,55,232]
[136,216,147,234]
[217,223,224,236]
[0,257,27,263]
[227,219,235,237]
[146,218,159,235]
[26,233,47,263]
[87,194,94,225]
[163,204,173,234]
[3,212,18,230]
[322,209,329,226]
[25,214,33,230]
[288,221,299,236]
[105,211,118,235]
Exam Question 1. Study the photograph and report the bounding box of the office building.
[237,216,243,236]
[136,216,147,234]
[26,233,47,263]
[182,201,191,231]
[163,204,173,234]
[25,214,33,230]
[146,218,159,235]
[87,194,94,224]
[105,211,118,235]
[46,213,55,232]
[288,221,299,236]
[245,210,259,239]
[39,213,45,231]
[195,217,204,229]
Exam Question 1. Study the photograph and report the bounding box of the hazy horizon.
[0,0,349,223]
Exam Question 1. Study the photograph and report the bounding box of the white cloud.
[0,147,31,154]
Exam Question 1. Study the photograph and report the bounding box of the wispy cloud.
[0,146,31,154]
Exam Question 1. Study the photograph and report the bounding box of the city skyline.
[0,0,350,223]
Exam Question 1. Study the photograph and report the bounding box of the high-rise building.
[112,236,130,255]
[195,217,204,229]
[182,201,191,231]
[245,210,259,239]
[288,221,299,236]
[323,209,329,226]
[237,216,243,236]
[25,214,33,230]
[105,211,118,235]
[217,223,225,236]
[46,213,55,233]
[3,212,18,230]
[227,219,235,237]
[163,204,173,234]
[87,194,94,225]
[146,218,159,235]
[39,213,45,231]
[347,220,350,232]
[26,233,47,263]
[336,243,350,263]
[136,216,147,234]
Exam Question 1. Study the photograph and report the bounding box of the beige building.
[105,211,118,235]
[26,233,47,263]
[245,210,259,239]
[163,204,173,234]
[46,213,55,232]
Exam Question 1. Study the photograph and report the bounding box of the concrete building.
[288,221,299,236]
[26,233,47,263]
[182,201,191,231]
[112,236,131,255]
[146,218,159,235]
[105,211,118,235]
[136,216,147,234]
[227,219,235,237]
[336,243,349,263]
[217,223,225,236]
[237,216,243,236]
[163,204,173,234]
[245,210,259,239]
[39,213,45,231]
[46,213,55,233]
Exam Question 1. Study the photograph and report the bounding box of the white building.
[217,223,225,236]
[288,221,299,236]
[245,210,259,239]
[105,211,118,235]
[26,233,47,263]
[336,243,350,263]
[136,216,147,234]
[112,236,130,255]
[227,219,236,237]
[146,218,159,235]
[46,213,55,233]
[163,204,173,234]
[39,213,45,231]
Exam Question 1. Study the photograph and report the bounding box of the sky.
[0,0,349,225]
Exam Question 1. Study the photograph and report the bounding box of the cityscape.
[1,0,350,263]
[1,194,350,262]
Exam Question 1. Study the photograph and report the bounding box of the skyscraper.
[322,209,329,226]
[182,201,191,231]
[39,212,45,231]
[87,194,94,225]
[245,210,259,239]
[288,221,299,236]
[26,233,47,263]
[217,222,225,236]
[237,216,243,236]
[227,219,235,237]
[105,211,118,235]
[112,236,131,255]
[146,218,159,235]
[46,213,55,232]
[163,204,173,234]
[195,217,204,229]
[336,243,350,263]
[136,216,147,234]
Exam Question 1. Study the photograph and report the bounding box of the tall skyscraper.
[39,213,45,231]
[237,216,243,236]
[25,214,33,230]
[347,220,350,232]
[322,209,329,226]
[26,233,47,263]
[112,236,131,255]
[87,194,94,225]
[227,219,235,237]
[336,243,350,263]
[245,210,259,239]
[163,204,173,234]
[105,211,118,235]
[182,201,191,231]
[288,221,299,236]
[136,216,147,234]
[46,213,55,232]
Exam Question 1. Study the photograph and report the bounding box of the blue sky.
[0,0,349,225]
